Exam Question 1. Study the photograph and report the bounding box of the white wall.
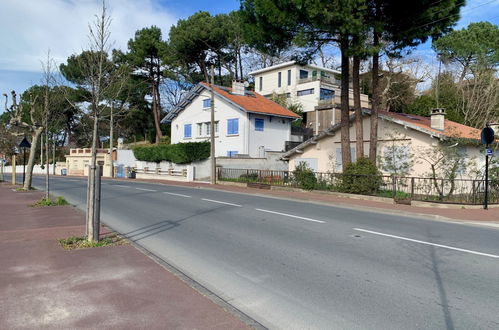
[248,113,291,156]
[116,149,136,167]
[3,164,56,174]
[171,89,247,157]
[171,89,294,158]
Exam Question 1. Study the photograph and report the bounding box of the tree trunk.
[109,103,114,178]
[369,32,380,164]
[353,55,363,159]
[340,37,351,171]
[87,113,99,242]
[45,128,49,200]
[23,127,44,190]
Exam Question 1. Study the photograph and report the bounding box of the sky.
[1,0,498,110]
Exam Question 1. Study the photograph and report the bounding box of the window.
[203,98,211,108]
[297,88,314,96]
[320,88,335,100]
[287,69,291,85]
[299,70,308,79]
[227,151,238,157]
[184,124,192,138]
[382,146,410,175]
[206,122,211,136]
[197,123,203,136]
[255,118,264,131]
[259,77,263,91]
[227,118,239,135]
[214,121,219,134]
[335,147,356,169]
[278,72,282,87]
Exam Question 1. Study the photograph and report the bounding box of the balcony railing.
[298,76,341,85]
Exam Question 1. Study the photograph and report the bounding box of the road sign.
[486,148,493,156]
[481,127,495,145]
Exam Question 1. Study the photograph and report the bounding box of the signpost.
[19,137,31,186]
[480,125,495,209]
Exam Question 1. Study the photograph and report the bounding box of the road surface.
[10,174,499,329]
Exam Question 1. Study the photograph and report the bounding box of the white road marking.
[163,192,191,198]
[354,228,499,259]
[112,184,131,188]
[202,198,242,207]
[135,188,157,192]
[255,209,325,224]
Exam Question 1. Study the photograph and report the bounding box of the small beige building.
[282,109,488,178]
[64,148,115,177]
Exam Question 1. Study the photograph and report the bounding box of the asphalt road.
[10,174,499,329]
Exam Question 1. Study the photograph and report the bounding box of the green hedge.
[133,142,210,164]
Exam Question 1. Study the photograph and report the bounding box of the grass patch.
[58,233,127,250]
[16,186,37,191]
[31,196,69,207]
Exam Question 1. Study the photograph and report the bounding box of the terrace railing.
[217,168,499,205]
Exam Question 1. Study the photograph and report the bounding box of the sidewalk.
[0,183,249,330]
[109,177,499,224]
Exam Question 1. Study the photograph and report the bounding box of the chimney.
[430,108,446,131]
[231,80,245,96]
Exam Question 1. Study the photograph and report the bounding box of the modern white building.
[249,61,370,134]
[162,81,300,158]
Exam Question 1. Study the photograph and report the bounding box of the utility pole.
[210,65,216,184]
[11,154,16,185]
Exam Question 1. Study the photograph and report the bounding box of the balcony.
[298,76,341,86]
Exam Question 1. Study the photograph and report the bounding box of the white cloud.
[0,0,177,72]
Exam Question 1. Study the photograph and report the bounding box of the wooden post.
[11,154,16,185]
[93,165,101,242]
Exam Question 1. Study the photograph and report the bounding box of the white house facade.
[282,109,488,178]
[249,61,370,114]
[162,82,300,158]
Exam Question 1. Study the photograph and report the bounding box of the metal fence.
[217,168,499,205]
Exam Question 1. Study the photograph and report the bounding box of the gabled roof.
[161,82,300,123]
[281,109,482,160]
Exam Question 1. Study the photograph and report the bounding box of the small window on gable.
[255,118,264,131]
[203,98,211,108]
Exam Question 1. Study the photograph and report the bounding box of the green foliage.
[339,157,382,195]
[159,136,171,145]
[433,22,499,78]
[31,196,69,207]
[133,142,210,164]
[293,162,317,190]
[270,93,303,127]
[58,233,126,250]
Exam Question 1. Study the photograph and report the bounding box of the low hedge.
[133,142,210,164]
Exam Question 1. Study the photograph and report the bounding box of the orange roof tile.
[379,110,481,140]
[201,82,300,119]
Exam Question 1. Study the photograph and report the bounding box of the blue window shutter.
[255,118,264,131]
[184,124,192,138]
[227,119,238,135]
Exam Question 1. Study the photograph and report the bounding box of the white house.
[249,61,370,133]
[162,81,300,158]
[282,108,489,178]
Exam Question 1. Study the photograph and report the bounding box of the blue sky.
[1,0,498,110]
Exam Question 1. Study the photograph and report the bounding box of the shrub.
[239,173,259,181]
[293,162,317,190]
[339,157,382,195]
[133,142,210,164]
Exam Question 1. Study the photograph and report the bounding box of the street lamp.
[19,136,31,185]
[11,146,19,185]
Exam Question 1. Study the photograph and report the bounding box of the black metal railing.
[217,168,499,205]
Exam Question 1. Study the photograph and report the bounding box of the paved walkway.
[0,183,249,330]
[109,177,499,224]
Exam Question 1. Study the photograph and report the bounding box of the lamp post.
[19,137,31,186]
[11,147,19,185]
